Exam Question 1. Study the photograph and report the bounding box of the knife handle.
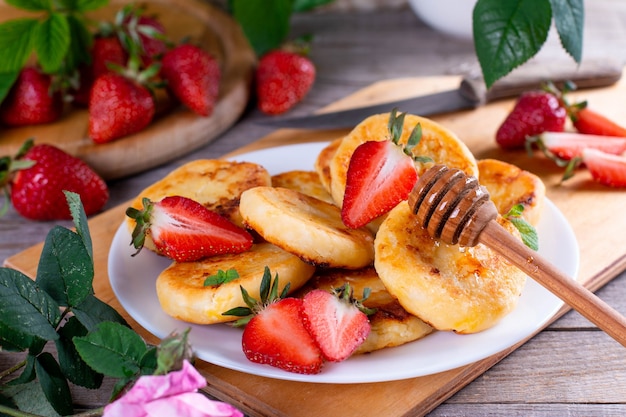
[460,58,623,104]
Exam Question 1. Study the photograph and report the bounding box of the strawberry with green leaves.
[342,109,430,229]
[125,195,254,262]
[161,44,221,116]
[0,67,63,126]
[302,284,373,362]
[0,139,108,220]
[223,267,325,374]
[255,47,316,115]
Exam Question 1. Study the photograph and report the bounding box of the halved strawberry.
[223,267,324,374]
[301,284,373,362]
[527,132,626,161]
[570,148,626,187]
[125,195,253,262]
[341,110,427,229]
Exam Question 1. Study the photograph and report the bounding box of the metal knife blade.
[256,59,624,130]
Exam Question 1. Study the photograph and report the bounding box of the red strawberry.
[161,44,221,116]
[301,284,372,362]
[223,268,324,374]
[0,67,63,126]
[527,132,626,161]
[341,110,422,229]
[1,139,108,220]
[255,49,315,115]
[88,73,155,143]
[125,195,253,262]
[496,90,567,149]
[567,149,626,187]
[134,15,169,67]
[72,37,129,106]
[570,107,626,137]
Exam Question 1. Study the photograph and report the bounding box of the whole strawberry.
[161,44,221,116]
[1,140,108,220]
[0,67,63,126]
[88,73,155,143]
[495,90,567,149]
[255,49,315,115]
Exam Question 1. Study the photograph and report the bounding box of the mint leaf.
[474,0,552,87]
[0,268,61,343]
[64,190,93,261]
[549,0,584,62]
[73,321,149,378]
[505,204,539,251]
[232,0,291,56]
[0,18,38,73]
[204,268,239,286]
[36,226,94,308]
[5,0,51,11]
[35,352,73,416]
[0,71,19,104]
[56,317,104,389]
[72,294,128,331]
[33,13,70,74]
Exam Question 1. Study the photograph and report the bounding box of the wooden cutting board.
[0,0,255,180]
[6,72,626,417]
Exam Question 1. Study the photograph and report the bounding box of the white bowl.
[408,0,476,41]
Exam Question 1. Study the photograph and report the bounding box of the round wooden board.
[0,0,256,180]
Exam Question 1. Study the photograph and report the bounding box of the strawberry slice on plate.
[302,284,373,362]
[125,195,253,262]
[527,132,626,161]
[341,109,428,229]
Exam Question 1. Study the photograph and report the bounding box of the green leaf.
[0,380,60,417]
[65,14,94,70]
[64,190,93,261]
[73,321,148,378]
[0,71,19,105]
[36,226,94,308]
[204,268,239,286]
[232,0,292,56]
[0,320,45,352]
[473,0,553,87]
[61,0,110,12]
[35,352,73,416]
[0,18,38,73]
[56,317,104,389]
[0,268,61,343]
[292,0,334,12]
[5,0,51,11]
[72,294,128,332]
[32,13,71,74]
[505,204,539,251]
[7,354,37,386]
[549,0,584,62]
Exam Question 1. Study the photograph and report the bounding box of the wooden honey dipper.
[408,164,626,347]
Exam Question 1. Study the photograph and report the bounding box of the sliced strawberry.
[570,107,626,137]
[125,195,253,262]
[243,297,324,374]
[579,148,626,187]
[528,132,626,161]
[301,285,372,362]
[342,110,423,229]
[223,267,324,374]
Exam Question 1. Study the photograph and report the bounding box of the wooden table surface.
[3,1,626,416]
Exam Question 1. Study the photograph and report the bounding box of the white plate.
[108,142,580,384]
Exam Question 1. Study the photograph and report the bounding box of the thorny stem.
[0,404,104,417]
[0,359,26,382]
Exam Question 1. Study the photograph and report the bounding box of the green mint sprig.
[0,191,163,416]
[504,203,539,251]
[474,0,584,88]
[0,0,109,103]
